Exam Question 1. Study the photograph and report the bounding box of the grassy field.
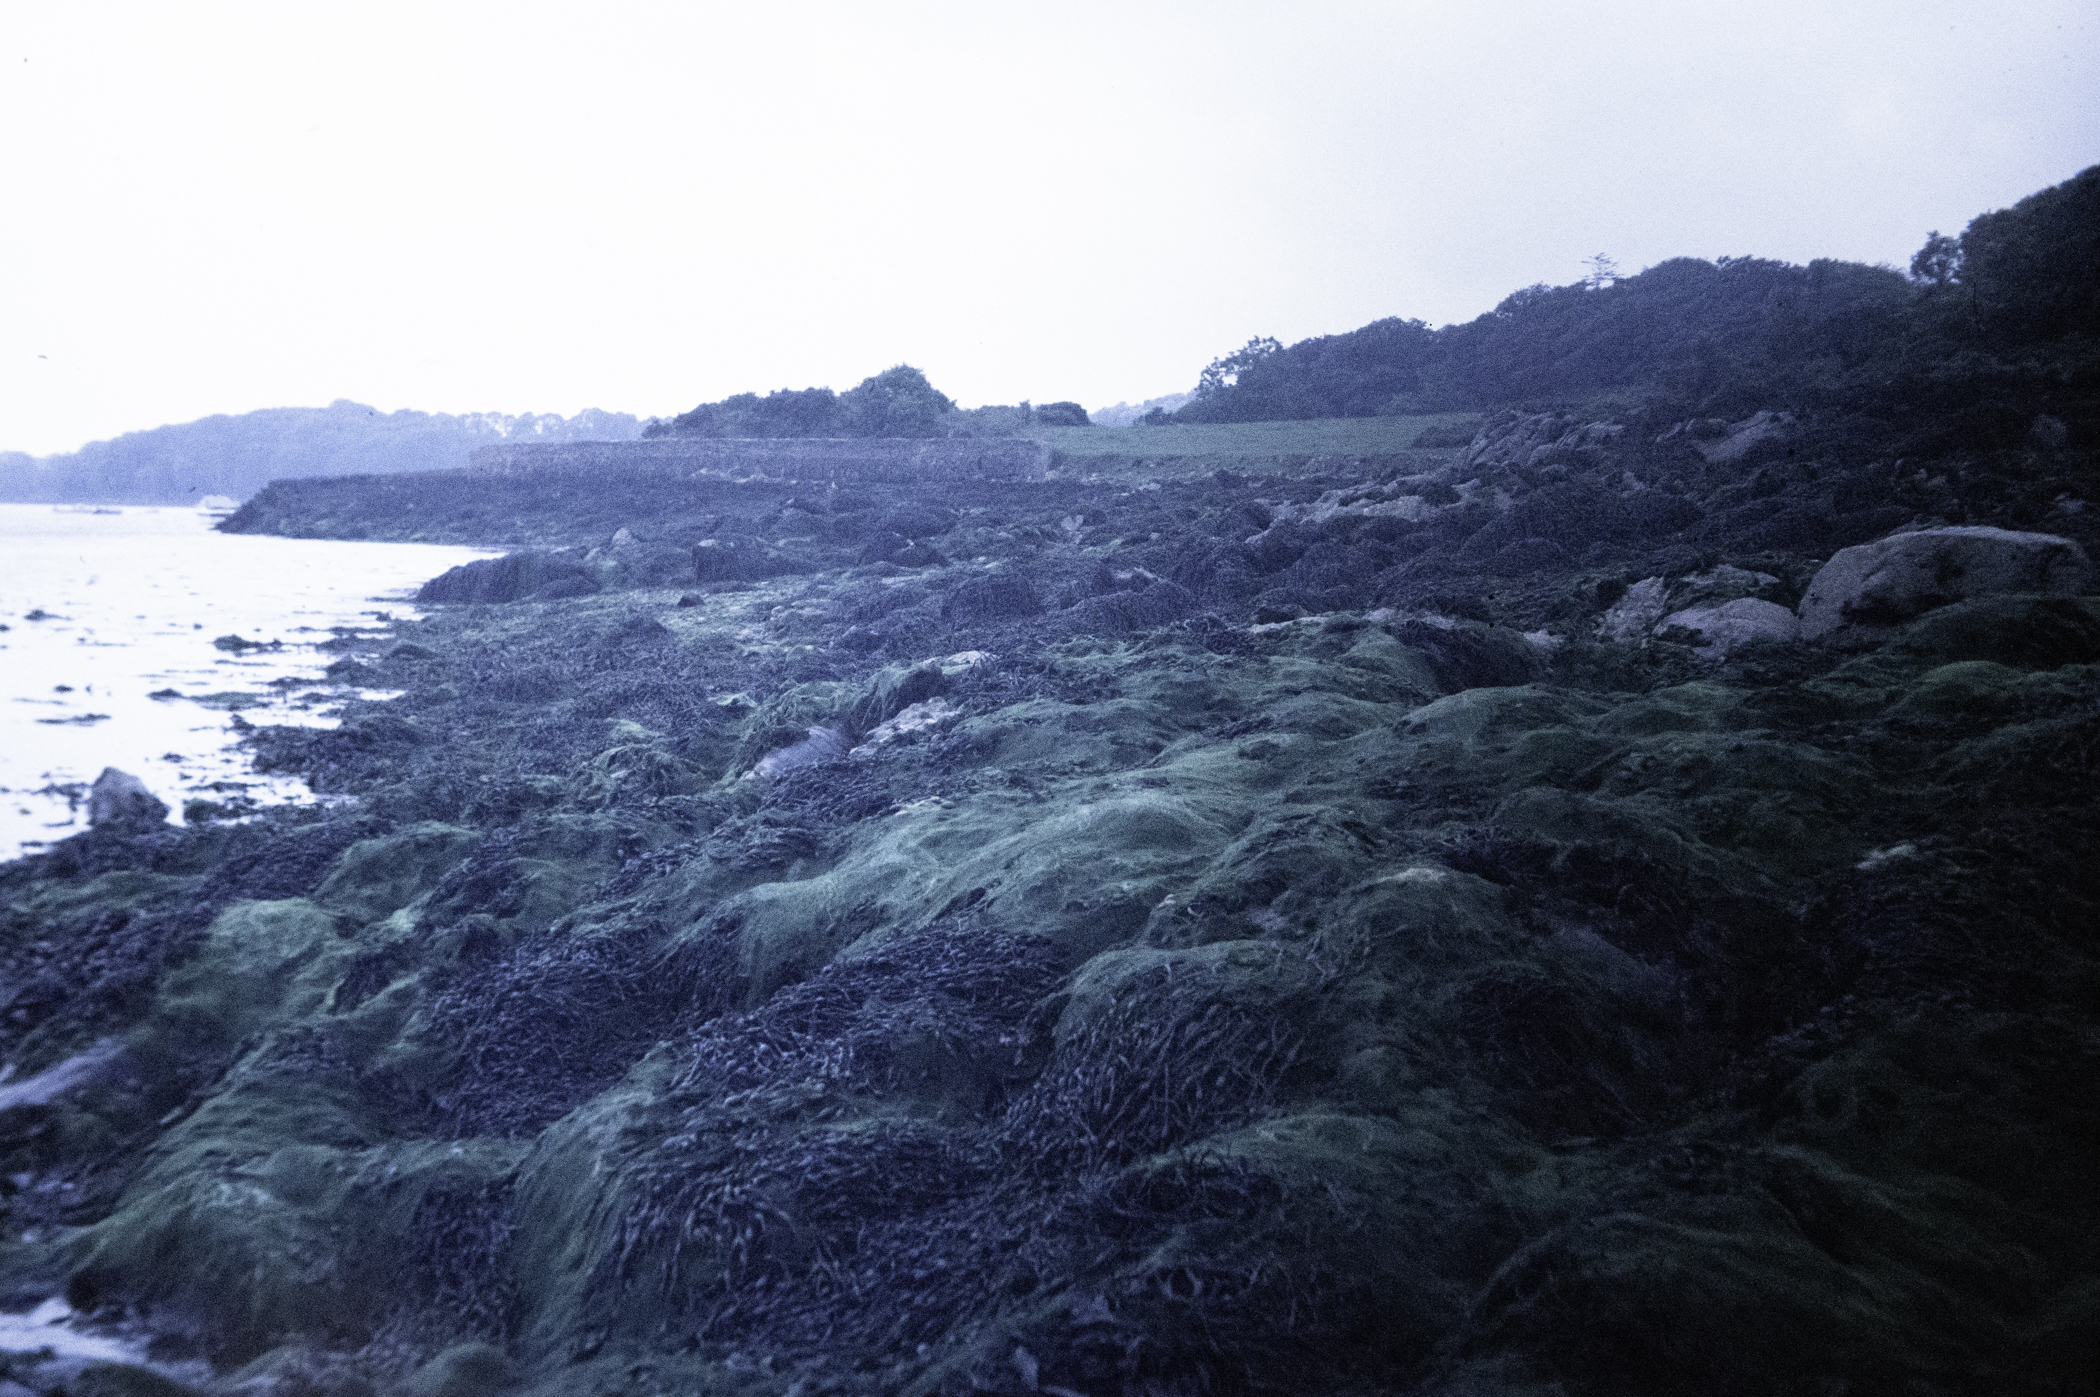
[1022,411,1481,461]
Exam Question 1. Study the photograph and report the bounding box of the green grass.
[1021,412,1481,463]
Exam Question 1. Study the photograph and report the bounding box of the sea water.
[0,503,498,858]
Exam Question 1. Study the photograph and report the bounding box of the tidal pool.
[0,503,498,858]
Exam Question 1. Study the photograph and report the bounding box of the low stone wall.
[468,437,1051,483]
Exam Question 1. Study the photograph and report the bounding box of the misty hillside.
[1170,163,2100,456]
[0,400,642,506]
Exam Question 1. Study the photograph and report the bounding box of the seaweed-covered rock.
[692,533,784,582]
[941,571,1041,625]
[845,662,948,736]
[1799,526,2093,641]
[417,550,599,604]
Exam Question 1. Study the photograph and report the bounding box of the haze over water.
[0,504,496,857]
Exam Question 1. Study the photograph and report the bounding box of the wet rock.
[1798,526,2094,642]
[406,1343,519,1397]
[87,769,168,827]
[747,724,851,780]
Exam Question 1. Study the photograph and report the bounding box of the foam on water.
[0,503,499,858]
[0,1296,140,1362]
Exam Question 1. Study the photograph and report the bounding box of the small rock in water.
[88,768,169,827]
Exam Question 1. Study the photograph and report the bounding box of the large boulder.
[88,768,168,827]
[1657,597,1800,661]
[1798,526,2093,642]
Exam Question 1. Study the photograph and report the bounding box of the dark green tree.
[1909,231,1962,288]
[838,365,955,437]
[1196,336,1283,398]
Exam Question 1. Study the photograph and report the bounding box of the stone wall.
[468,437,1050,484]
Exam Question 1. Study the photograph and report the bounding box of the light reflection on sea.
[0,503,499,859]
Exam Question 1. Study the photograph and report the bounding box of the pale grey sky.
[3,1,2095,455]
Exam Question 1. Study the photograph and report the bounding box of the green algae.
[4,437,2097,1395]
[315,824,481,927]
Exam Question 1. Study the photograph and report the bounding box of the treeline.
[0,401,641,506]
[1170,164,2100,449]
[644,364,1090,439]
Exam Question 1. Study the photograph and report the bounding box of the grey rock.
[88,768,168,827]
[1673,564,1781,606]
[0,1038,124,1109]
[407,1343,519,1397]
[1798,526,2094,642]
[1460,411,1626,474]
[1657,597,1800,660]
[747,725,850,780]
[1692,410,1795,464]
[1597,577,1668,642]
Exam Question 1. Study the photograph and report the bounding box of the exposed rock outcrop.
[87,768,168,827]
[416,550,601,604]
[1598,565,1792,652]
[1799,526,2094,642]
[1659,409,1795,463]
[1458,411,1626,473]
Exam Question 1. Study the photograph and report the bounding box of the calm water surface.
[1,504,497,858]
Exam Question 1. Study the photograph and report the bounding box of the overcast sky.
[3,1,2095,456]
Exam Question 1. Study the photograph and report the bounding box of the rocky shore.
[3,409,2096,1396]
